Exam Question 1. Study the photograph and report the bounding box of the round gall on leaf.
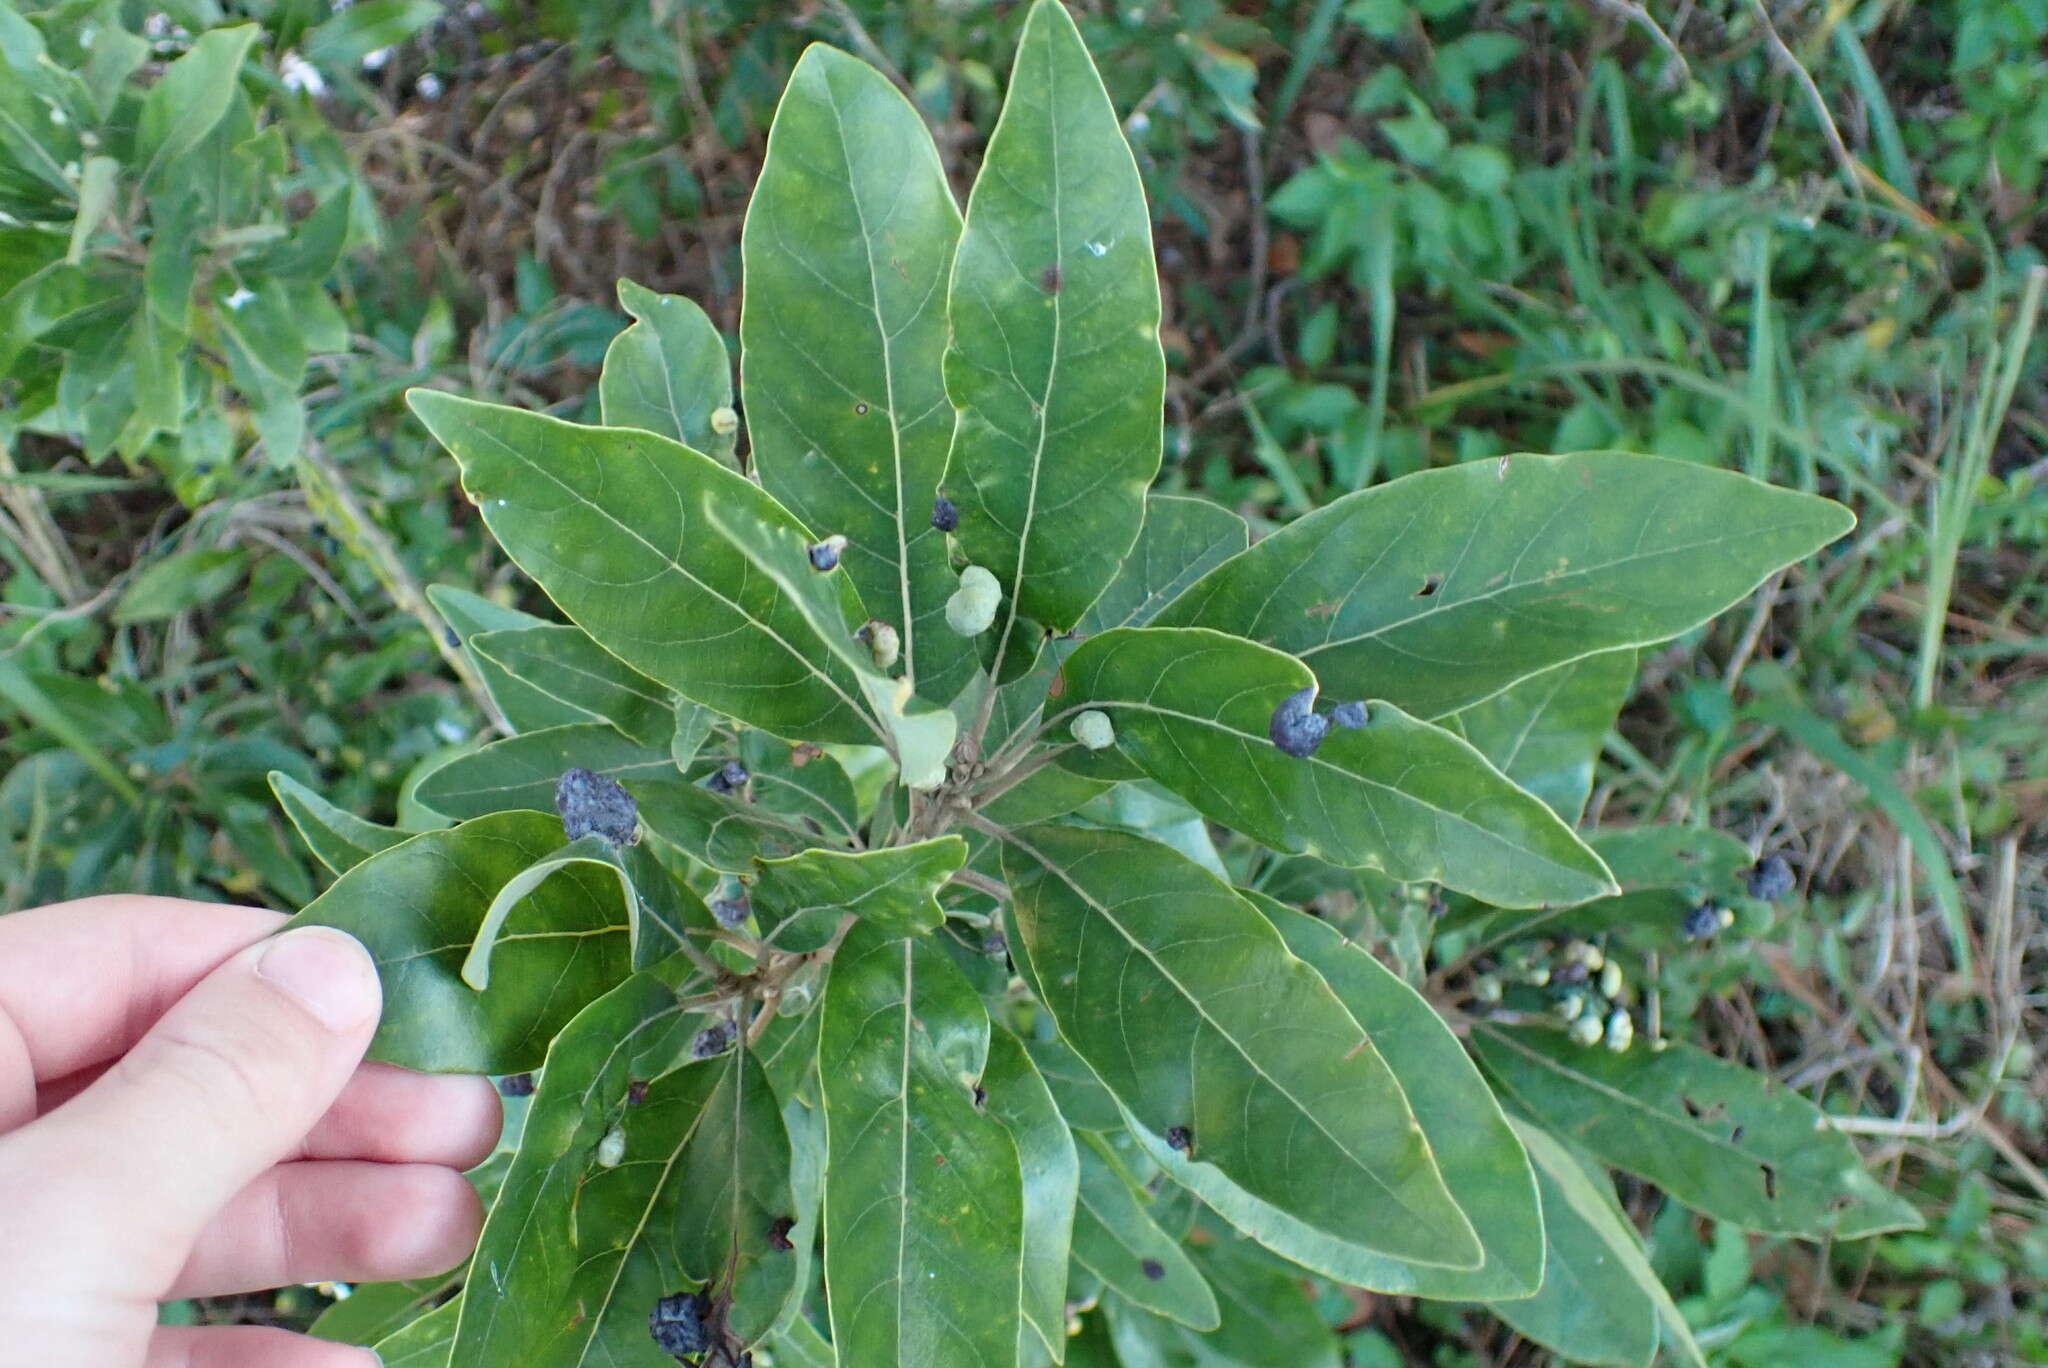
[690,1020,736,1059]
[707,760,748,795]
[1268,685,1331,758]
[709,406,739,436]
[1328,700,1369,730]
[1568,1013,1605,1047]
[856,619,901,671]
[1070,710,1115,750]
[1682,901,1722,941]
[596,1126,627,1168]
[1746,852,1796,901]
[931,494,959,532]
[555,767,639,846]
[1604,1008,1635,1052]
[946,565,1001,636]
[808,534,848,572]
[650,1291,712,1359]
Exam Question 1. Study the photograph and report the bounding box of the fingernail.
[256,927,381,1029]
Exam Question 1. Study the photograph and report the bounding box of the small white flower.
[362,47,392,71]
[280,51,327,96]
[416,72,444,100]
[225,287,256,310]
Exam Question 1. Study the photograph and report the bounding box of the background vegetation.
[2,0,2043,1363]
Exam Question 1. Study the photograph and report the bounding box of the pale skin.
[0,897,502,1368]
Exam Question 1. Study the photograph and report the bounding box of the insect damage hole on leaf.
[1416,574,1444,598]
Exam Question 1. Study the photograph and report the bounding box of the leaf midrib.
[1098,693,1608,892]
[459,418,879,742]
[1477,1027,1836,1216]
[1004,830,1465,1242]
[1298,508,1835,663]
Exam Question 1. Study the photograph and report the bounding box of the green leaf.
[997,823,1480,1270]
[1450,824,1755,951]
[820,922,1025,1367]
[750,836,965,952]
[1471,1026,1923,1238]
[741,43,975,704]
[1242,891,1542,1298]
[1157,452,1855,717]
[600,279,734,463]
[302,0,442,68]
[741,730,864,845]
[137,24,258,174]
[697,496,957,788]
[1443,648,1636,823]
[460,833,637,991]
[981,1025,1079,1363]
[110,547,248,624]
[1059,628,1614,907]
[1102,1234,1340,1368]
[1022,1033,1124,1133]
[428,585,587,736]
[268,770,407,875]
[1077,495,1249,636]
[1070,1138,1218,1329]
[1485,1120,1672,1368]
[766,1318,838,1367]
[309,1276,458,1347]
[470,625,676,750]
[65,155,117,264]
[454,965,799,1363]
[413,723,672,821]
[373,1297,460,1366]
[407,391,880,744]
[286,812,635,1073]
[633,777,849,874]
[944,0,1165,635]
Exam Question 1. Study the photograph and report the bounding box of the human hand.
[0,896,503,1367]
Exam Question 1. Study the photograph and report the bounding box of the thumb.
[18,925,382,1289]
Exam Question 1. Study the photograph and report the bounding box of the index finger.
[0,895,285,1083]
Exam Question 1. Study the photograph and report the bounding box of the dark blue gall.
[711,896,751,929]
[555,767,638,847]
[649,1291,712,1359]
[1746,853,1795,901]
[807,538,842,572]
[1681,901,1722,940]
[1328,700,1369,730]
[690,1020,736,1059]
[1268,686,1330,757]
[706,760,748,795]
[932,494,959,531]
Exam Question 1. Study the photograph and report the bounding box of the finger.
[0,1001,32,1134]
[295,1063,502,1169]
[34,1060,504,1169]
[3,925,381,1290]
[0,896,283,1082]
[145,1327,379,1368]
[169,1160,482,1300]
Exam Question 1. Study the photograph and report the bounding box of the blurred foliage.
[1,0,2043,1363]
